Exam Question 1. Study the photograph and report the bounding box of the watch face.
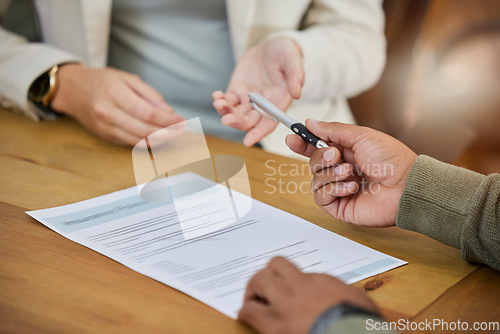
[31,71,51,98]
[28,65,60,108]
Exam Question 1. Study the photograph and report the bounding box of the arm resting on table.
[397,155,500,271]
[0,27,80,120]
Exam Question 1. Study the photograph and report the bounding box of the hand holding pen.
[248,92,329,149]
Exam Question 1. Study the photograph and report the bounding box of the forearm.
[397,155,500,270]
[266,0,386,101]
[0,27,80,118]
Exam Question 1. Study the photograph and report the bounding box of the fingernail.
[334,164,345,175]
[243,137,252,147]
[307,118,319,124]
[346,182,357,190]
[161,104,172,112]
[323,149,336,162]
[296,84,302,96]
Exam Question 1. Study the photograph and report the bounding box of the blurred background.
[350,0,500,175]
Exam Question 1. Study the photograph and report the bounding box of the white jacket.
[0,0,385,156]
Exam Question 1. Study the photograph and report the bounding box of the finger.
[343,148,356,165]
[213,99,233,116]
[242,118,278,147]
[238,300,276,334]
[214,92,253,118]
[287,71,304,100]
[116,111,166,140]
[267,256,302,279]
[220,113,240,127]
[212,92,238,117]
[116,91,184,127]
[244,266,282,303]
[122,73,172,111]
[314,182,358,207]
[100,123,144,147]
[305,119,373,151]
[145,120,187,147]
[226,83,250,106]
[211,90,225,100]
[311,164,353,193]
[285,134,317,158]
[283,53,304,99]
[309,148,342,174]
[221,108,261,132]
[224,91,241,106]
[93,105,165,142]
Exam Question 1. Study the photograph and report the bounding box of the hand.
[286,120,418,227]
[238,257,378,334]
[212,36,304,147]
[51,64,184,146]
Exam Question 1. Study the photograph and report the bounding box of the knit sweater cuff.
[396,155,485,249]
[322,315,389,334]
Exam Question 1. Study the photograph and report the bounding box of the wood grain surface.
[0,109,498,333]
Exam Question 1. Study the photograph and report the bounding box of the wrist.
[284,36,303,57]
[263,35,302,56]
[50,63,84,114]
[28,64,63,118]
[309,302,380,334]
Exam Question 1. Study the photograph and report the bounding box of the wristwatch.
[309,302,381,334]
[28,64,60,109]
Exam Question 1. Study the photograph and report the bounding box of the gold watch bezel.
[29,65,60,108]
[42,65,59,107]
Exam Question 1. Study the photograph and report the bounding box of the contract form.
[27,172,406,319]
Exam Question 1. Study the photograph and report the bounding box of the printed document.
[27,172,406,319]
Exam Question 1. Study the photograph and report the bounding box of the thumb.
[305,119,371,150]
[283,48,304,99]
[286,67,304,100]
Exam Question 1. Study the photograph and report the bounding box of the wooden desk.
[0,109,499,333]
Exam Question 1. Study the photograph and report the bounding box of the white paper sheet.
[27,172,406,319]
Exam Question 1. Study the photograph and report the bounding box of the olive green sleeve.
[396,155,500,270]
[321,315,396,334]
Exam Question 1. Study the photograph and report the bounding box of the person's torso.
[108,0,243,141]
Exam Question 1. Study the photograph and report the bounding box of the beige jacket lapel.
[34,0,111,67]
[226,0,312,60]
[225,0,257,60]
[80,0,112,67]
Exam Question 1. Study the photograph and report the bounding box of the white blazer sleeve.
[267,0,386,101]
[0,27,81,120]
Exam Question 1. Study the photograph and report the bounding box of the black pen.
[248,92,329,148]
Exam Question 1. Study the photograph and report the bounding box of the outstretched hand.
[286,120,418,227]
[212,36,304,146]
